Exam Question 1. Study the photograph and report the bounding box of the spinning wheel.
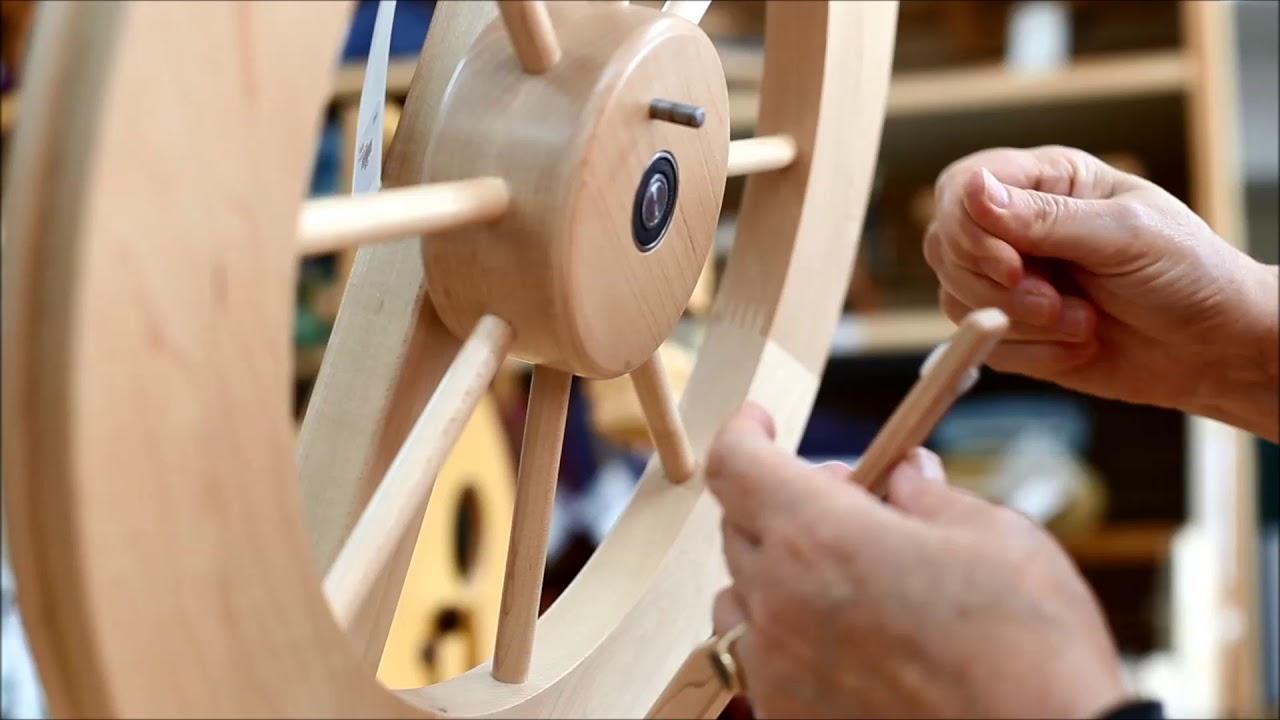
[1,0,897,717]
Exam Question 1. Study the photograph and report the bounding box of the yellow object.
[376,393,516,688]
[584,340,696,450]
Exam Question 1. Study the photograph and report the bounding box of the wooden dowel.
[645,308,1010,715]
[498,1,561,74]
[662,0,713,24]
[630,352,697,483]
[297,177,510,257]
[491,364,573,684]
[322,314,513,628]
[848,307,1008,494]
[726,135,798,177]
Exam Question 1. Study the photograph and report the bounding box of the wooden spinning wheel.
[1,0,897,717]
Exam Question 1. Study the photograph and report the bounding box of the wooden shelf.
[830,309,954,357]
[1063,522,1177,567]
[729,49,1189,130]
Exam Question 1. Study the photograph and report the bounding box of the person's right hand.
[925,146,1278,441]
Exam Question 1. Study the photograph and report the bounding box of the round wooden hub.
[422,3,729,379]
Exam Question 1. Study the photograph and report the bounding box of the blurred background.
[1,1,1276,719]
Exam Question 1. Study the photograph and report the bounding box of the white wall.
[1234,0,1279,183]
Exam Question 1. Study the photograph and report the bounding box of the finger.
[712,586,749,637]
[809,460,853,481]
[705,403,811,536]
[938,288,1097,343]
[938,145,1131,201]
[962,167,1139,268]
[722,519,760,586]
[885,453,992,525]
[925,214,1025,290]
[983,338,1102,379]
[905,447,946,485]
[934,261,1065,329]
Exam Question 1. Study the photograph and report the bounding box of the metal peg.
[649,99,706,128]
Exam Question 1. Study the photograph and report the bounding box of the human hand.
[925,145,1278,441]
[705,403,1129,719]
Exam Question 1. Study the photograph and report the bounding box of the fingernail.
[1059,302,1092,340]
[1015,290,1055,326]
[912,448,948,485]
[982,168,1010,209]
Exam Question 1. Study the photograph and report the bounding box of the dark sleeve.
[1099,699,1166,719]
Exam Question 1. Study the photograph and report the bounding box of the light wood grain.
[324,314,513,628]
[630,352,697,483]
[663,1,712,24]
[499,1,561,74]
[297,0,499,674]
[422,2,728,378]
[3,1,899,716]
[298,177,510,256]
[725,134,796,177]
[646,637,730,719]
[492,365,573,684]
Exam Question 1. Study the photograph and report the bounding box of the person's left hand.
[704,403,1129,719]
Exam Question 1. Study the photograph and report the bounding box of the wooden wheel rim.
[0,1,897,717]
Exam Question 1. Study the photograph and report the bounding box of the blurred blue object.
[930,394,1093,457]
[342,0,435,62]
[798,408,878,462]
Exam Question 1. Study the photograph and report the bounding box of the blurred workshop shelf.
[830,309,954,357]
[729,49,1190,131]
[1064,522,1178,567]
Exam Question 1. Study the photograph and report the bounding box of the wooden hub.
[422,3,729,379]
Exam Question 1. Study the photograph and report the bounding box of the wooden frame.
[0,1,897,717]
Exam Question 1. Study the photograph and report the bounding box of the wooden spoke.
[492,364,573,684]
[630,352,697,483]
[498,1,561,74]
[662,1,713,24]
[322,314,513,628]
[297,177,509,256]
[726,134,798,177]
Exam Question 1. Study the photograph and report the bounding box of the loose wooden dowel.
[297,177,510,256]
[498,1,561,74]
[491,364,573,684]
[322,314,513,629]
[726,135,798,177]
[662,0,713,24]
[630,352,697,483]
[647,309,1010,714]
[848,307,1008,495]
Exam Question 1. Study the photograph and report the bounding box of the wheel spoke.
[297,177,509,256]
[629,351,696,483]
[492,364,573,684]
[322,314,513,629]
[662,1,712,24]
[726,134,797,177]
[498,1,561,74]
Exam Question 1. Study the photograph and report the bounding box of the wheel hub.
[421,2,729,379]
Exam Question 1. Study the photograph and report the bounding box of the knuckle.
[1022,192,1064,237]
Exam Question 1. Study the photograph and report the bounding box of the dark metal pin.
[649,99,706,128]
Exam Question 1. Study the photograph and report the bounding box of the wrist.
[1190,261,1279,442]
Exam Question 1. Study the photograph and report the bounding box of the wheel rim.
[1,1,898,717]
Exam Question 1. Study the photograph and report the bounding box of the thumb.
[885,448,991,525]
[963,167,1132,269]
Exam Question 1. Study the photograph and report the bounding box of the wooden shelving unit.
[705,2,1261,716]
